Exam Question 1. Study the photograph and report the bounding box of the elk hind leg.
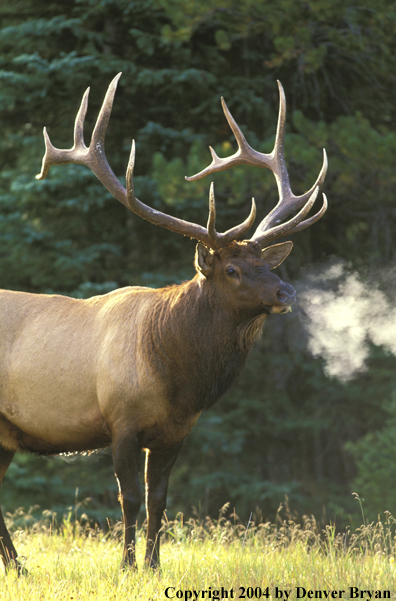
[0,446,24,574]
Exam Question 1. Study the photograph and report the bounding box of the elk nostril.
[277,288,296,304]
[277,291,288,302]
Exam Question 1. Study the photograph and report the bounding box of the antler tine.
[36,73,129,209]
[219,197,256,246]
[205,181,257,248]
[256,146,328,234]
[91,74,120,153]
[252,148,328,246]
[185,97,256,182]
[253,188,328,246]
[290,192,328,235]
[207,182,217,240]
[36,87,90,181]
[186,81,328,246]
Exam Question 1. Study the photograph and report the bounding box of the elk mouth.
[263,304,292,315]
[262,289,296,314]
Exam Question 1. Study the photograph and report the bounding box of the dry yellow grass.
[0,505,395,600]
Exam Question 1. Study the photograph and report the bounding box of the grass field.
[0,503,395,600]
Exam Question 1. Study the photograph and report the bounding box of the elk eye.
[225,267,236,276]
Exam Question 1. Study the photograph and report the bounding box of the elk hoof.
[5,559,28,576]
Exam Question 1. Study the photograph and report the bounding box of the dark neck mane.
[146,276,267,413]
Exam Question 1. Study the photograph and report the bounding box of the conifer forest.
[0,0,396,528]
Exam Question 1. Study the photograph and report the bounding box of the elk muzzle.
[265,281,296,314]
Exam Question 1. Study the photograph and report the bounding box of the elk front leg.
[144,441,183,569]
[0,446,22,573]
[112,435,142,569]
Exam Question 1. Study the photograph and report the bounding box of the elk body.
[0,74,327,572]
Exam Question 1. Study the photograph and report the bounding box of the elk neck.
[145,273,268,414]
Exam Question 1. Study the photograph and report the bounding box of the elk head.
[36,74,327,316]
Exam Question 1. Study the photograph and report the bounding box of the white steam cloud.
[298,261,396,382]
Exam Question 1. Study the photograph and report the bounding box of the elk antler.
[186,81,328,247]
[36,73,255,250]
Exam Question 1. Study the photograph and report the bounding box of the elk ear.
[195,243,215,277]
[261,241,293,269]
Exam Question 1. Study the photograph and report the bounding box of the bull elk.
[0,74,327,572]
